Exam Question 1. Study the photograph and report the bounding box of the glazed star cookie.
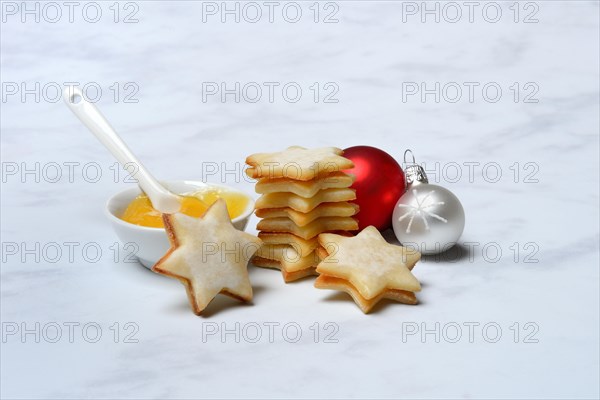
[258,232,319,255]
[255,172,355,198]
[246,146,354,181]
[256,202,359,227]
[315,226,422,313]
[152,199,262,315]
[252,256,319,282]
[255,188,356,213]
[257,216,358,240]
[254,243,321,282]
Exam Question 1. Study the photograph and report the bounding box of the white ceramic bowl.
[105,180,255,269]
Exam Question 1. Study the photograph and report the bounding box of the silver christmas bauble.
[392,155,465,255]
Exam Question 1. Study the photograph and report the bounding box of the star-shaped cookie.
[315,226,421,313]
[152,199,262,315]
[246,146,354,181]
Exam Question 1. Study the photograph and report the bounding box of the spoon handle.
[63,86,181,213]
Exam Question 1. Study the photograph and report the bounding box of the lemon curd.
[120,188,248,228]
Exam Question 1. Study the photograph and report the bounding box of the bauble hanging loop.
[403,149,429,186]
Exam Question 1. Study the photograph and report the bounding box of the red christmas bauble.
[343,146,406,231]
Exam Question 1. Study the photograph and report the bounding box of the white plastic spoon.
[63,86,184,214]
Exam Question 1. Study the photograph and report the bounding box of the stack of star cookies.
[246,146,359,282]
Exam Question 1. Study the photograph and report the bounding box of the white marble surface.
[1,1,599,398]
